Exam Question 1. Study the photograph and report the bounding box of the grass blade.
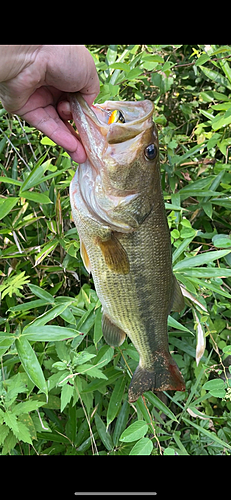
[106,376,126,428]
[144,391,178,421]
[182,417,231,452]
[0,197,19,220]
[173,249,231,271]
[94,414,113,451]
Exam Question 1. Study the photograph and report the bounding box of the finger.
[57,100,72,120]
[21,104,87,163]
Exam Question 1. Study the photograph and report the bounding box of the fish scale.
[69,92,185,401]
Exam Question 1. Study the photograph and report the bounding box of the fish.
[69,92,185,402]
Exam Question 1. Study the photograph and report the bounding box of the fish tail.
[128,352,185,402]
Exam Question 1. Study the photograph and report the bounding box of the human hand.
[0,45,99,163]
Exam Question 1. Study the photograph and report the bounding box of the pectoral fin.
[102,313,126,347]
[80,239,91,274]
[171,277,185,312]
[95,233,130,274]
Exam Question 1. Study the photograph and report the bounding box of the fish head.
[69,93,160,229]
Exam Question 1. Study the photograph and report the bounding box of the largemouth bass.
[69,93,185,402]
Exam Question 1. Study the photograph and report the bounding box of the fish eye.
[144,143,157,161]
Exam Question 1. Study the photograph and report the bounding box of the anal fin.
[95,233,130,275]
[102,313,126,347]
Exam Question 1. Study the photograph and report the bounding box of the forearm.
[0,45,42,82]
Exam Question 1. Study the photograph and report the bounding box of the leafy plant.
[1,44,231,455]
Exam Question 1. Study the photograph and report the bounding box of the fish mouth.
[68,92,154,144]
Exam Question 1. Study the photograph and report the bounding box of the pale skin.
[0,45,100,163]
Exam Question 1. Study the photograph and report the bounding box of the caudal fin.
[128,352,185,402]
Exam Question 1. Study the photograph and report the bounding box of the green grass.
[1,44,231,455]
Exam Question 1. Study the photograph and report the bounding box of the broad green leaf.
[207,389,226,398]
[76,308,97,335]
[92,345,114,368]
[13,400,45,416]
[187,276,231,299]
[203,202,213,219]
[0,197,19,220]
[170,336,198,359]
[144,392,178,421]
[106,45,118,65]
[143,54,164,63]
[60,383,74,412]
[176,268,231,278]
[211,198,231,209]
[0,425,10,446]
[74,351,96,365]
[22,325,79,342]
[20,191,52,204]
[109,62,130,71]
[211,111,231,131]
[0,176,22,187]
[172,236,196,265]
[27,303,71,327]
[76,363,107,380]
[60,306,76,325]
[195,54,210,66]
[178,177,213,194]
[0,337,15,356]
[15,337,48,397]
[28,284,54,303]
[40,136,56,146]
[106,376,126,428]
[81,368,123,394]
[13,420,33,445]
[200,66,231,90]
[173,432,189,455]
[174,143,206,167]
[126,68,143,80]
[219,58,231,84]
[212,234,231,248]
[222,345,231,355]
[2,432,18,454]
[20,156,51,192]
[168,316,193,335]
[203,379,225,391]
[3,411,19,435]
[173,249,231,271]
[113,400,130,447]
[164,447,177,455]
[119,420,148,442]
[129,437,153,455]
[94,413,113,451]
[0,271,30,299]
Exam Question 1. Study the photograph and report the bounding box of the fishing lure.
[108,109,125,125]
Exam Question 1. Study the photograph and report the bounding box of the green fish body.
[69,93,185,401]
